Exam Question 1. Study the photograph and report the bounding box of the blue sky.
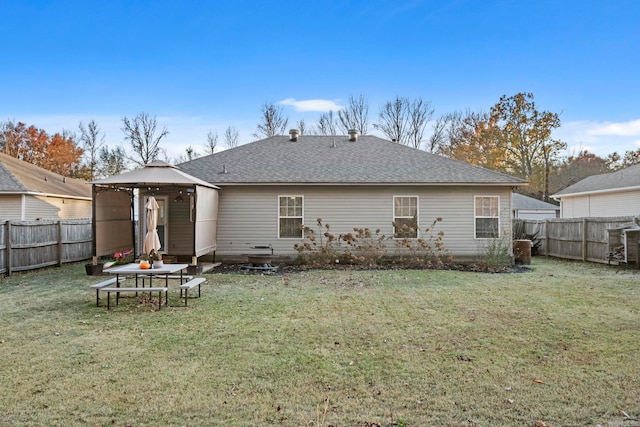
[2,0,639,161]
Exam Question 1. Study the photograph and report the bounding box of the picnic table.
[102,263,190,309]
[104,263,190,287]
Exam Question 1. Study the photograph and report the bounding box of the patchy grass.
[0,258,639,426]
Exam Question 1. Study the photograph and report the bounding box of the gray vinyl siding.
[216,185,512,261]
[0,195,24,219]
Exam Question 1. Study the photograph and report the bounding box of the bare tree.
[407,98,434,149]
[121,112,169,167]
[254,102,289,138]
[338,94,369,134]
[78,119,105,181]
[317,110,338,136]
[374,96,434,148]
[428,113,457,153]
[224,126,240,149]
[373,96,408,144]
[204,129,218,154]
[296,119,308,135]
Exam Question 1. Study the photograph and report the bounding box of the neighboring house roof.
[553,163,640,198]
[0,152,91,199]
[178,135,525,185]
[92,160,219,189]
[512,193,559,211]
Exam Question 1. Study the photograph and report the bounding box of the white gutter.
[552,185,640,200]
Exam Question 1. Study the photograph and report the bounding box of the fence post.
[545,219,550,257]
[582,217,588,262]
[6,220,11,276]
[57,220,63,267]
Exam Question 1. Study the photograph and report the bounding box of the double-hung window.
[279,196,303,238]
[394,196,418,238]
[474,196,500,238]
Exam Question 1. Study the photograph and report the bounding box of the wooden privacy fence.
[0,219,92,276]
[514,216,640,265]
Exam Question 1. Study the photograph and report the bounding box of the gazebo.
[91,161,220,265]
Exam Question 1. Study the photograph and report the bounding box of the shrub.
[393,217,452,268]
[295,217,452,269]
[478,233,512,270]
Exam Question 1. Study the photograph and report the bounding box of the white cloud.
[553,118,640,157]
[278,98,343,112]
[587,118,640,136]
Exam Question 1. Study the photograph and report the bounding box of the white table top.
[104,263,189,275]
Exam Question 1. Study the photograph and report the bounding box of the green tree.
[97,146,127,178]
[489,93,565,201]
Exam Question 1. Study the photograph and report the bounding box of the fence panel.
[515,216,639,264]
[0,219,92,275]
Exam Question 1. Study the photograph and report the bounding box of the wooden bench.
[101,287,168,310]
[139,274,193,287]
[179,277,206,306]
[90,277,125,307]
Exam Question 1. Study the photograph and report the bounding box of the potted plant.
[147,250,163,269]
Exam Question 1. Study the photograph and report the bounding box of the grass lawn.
[0,258,639,426]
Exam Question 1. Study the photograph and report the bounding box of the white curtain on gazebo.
[143,196,162,254]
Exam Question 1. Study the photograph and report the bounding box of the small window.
[279,196,303,238]
[394,196,418,238]
[475,196,499,238]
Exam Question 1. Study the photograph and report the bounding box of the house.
[512,193,559,220]
[552,163,640,218]
[0,152,92,220]
[175,131,525,262]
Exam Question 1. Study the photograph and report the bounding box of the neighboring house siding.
[0,195,23,219]
[24,196,60,220]
[560,190,640,218]
[42,197,92,219]
[216,185,512,260]
[0,195,25,220]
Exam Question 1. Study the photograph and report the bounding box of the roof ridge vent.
[289,129,300,142]
[348,129,359,142]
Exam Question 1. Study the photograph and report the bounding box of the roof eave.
[552,185,640,199]
[208,181,525,186]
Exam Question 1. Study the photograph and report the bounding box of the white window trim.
[474,195,500,239]
[393,195,419,239]
[278,195,304,239]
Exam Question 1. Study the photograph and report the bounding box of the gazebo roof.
[92,160,219,189]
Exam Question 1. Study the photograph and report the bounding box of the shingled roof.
[0,153,91,199]
[553,163,640,197]
[512,193,559,210]
[178,135,525,185]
